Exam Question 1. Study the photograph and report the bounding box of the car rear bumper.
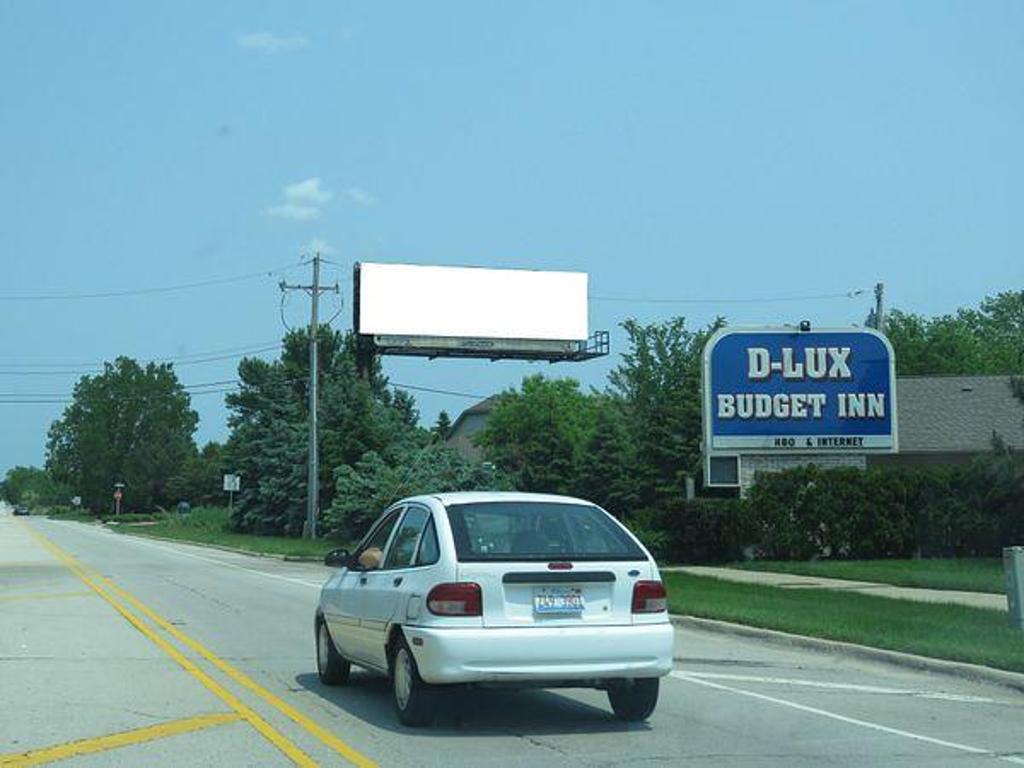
[403,622,675,685]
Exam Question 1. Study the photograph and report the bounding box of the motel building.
[447,374,1024,493]
[714,373,1024,491]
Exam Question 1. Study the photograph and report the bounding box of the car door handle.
[359,576,367,585]
[393,577,403,587]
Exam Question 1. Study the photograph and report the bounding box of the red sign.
[113,489,123,501]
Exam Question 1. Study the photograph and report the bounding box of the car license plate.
[533,586,584,615]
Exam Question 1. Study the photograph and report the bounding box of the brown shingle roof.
[896,375,1024,452]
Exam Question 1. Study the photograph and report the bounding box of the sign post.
[1005,547,1024,632]
[702,326,897,487]
[113,483,125,516]
[223,473,241,511]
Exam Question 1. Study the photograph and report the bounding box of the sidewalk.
[662,565,1007,611]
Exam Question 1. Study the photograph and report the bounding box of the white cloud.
[303,237,335,255]
[265,178,375,221]
[266,177,333,221]
[236,32,308,54]
[284,177,333,206]
[267,204,320,221]
[343,186,377,207]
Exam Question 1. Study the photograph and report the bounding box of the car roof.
[408,491,596,507]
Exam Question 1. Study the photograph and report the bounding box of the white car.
[315,491,674,726]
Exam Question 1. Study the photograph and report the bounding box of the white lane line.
[671,672,1024,765]
[40,520,324,590]
[680,672,999,704]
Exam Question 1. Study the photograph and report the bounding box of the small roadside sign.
[223,473,241,512]
[113,489,122,501]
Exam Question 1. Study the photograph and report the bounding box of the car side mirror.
[324,548,350,568]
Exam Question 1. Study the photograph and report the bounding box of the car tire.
[392,635,436,727]
[316,619,351,686]
[607,678,660,721]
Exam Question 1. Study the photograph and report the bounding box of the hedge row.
[629,452,1024,563]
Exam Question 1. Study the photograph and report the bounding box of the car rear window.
[445,501,646,561]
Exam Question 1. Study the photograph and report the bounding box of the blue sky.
[2,1,1022,474]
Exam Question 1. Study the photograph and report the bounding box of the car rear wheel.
[392,636,436,727]
[607,678,660,721]
[316,619,350,686]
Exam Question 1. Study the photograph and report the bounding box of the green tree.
[324,441,513,540]
[166,441,226,507]
[574,399,638,517]
[225,355,311,534]
[225,329,422,536]
[432,410,452,441]
[608,317,723,506]
[45,358,197,512]
[885,290,1024,375]
[475,375,597,495]
[1,466,69,508]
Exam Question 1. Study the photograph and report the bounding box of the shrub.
[631,498,749,564]
[741,453,1023,561]
[745,466,917,560]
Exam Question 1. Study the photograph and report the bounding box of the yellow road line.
[97,562,379,767]
[0,713,241,768]
[0,590,93,603]
[18,522,320,768]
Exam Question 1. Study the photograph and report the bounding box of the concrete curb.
[671,614,1024,695]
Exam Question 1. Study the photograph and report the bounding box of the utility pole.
[280,254,339,539]
[874,282,886,334]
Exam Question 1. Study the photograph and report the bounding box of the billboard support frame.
[352,263,376,379]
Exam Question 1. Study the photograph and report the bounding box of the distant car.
[13,505,29,516]
[315,492,673,726]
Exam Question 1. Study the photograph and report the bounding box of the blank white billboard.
[358,263,589,341]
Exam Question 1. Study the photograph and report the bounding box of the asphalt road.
[3,509,1024,767]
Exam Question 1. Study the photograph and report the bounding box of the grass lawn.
[732,558,1005,594]
[44,508,102,523]
[665,572,1024,673]
[106,507,342,559]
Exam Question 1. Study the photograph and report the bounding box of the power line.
[0,345,283,376]
[389,382,486,399]
[589,288,868,305]
[0,263,301,302]
[0,341,282,370]
[0,377,256,401]
[0,376,486,405]
[0,387,239,405]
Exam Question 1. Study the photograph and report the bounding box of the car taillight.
[427,582,482,616]
[632,580,667,613]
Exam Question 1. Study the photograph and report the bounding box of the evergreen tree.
[608,317,723,506]
[166,441,226,507]
[224,329,423,536]
[575,400,638,517]
[432,410,452,440]
[224,358,308,534]
[325,441,513,539]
